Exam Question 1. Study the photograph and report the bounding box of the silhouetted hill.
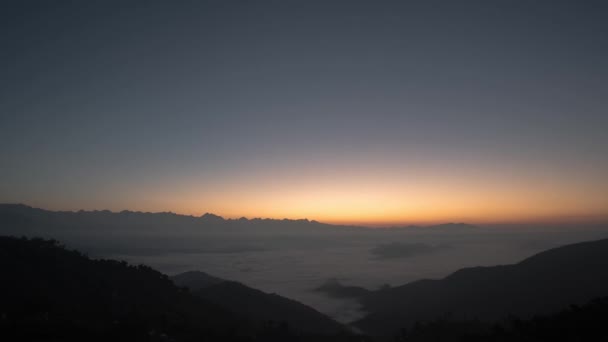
[172,271,345,334]
[0,236,249,341]
[355,238,608,335]
[0,236,360,341]
[197,281,345,334]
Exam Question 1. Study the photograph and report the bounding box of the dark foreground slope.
[391,296,608,342]
[356,237,608,335]
[0,236,359,342]
[172,271,345,334]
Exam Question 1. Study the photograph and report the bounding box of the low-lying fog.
[3,206,604,324]
[82,227,608,323]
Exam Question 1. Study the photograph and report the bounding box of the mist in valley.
[5,204,606,324]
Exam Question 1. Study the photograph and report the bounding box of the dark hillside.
[357,238,608,335]
[0,236,359,341]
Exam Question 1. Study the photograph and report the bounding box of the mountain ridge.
[355,237,608,335]
[0,203,480,231]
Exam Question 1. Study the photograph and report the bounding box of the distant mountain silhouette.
[172,271,345,334]
[0,236,361,341]
[355,237,608,335]
[0,204,481,237]
[0,204,348,237]
[200,212,225,222]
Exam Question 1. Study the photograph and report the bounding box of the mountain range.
[0,204,481,236]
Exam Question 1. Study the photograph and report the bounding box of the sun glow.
[34,156,608,226]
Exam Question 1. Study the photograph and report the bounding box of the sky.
[1,0,607,226]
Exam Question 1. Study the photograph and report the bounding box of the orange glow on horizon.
[19,154,608,227]
[28,171,608,227]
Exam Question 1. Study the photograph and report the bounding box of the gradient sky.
[1,1,607,225]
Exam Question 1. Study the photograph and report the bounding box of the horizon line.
[2,202,608,228]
